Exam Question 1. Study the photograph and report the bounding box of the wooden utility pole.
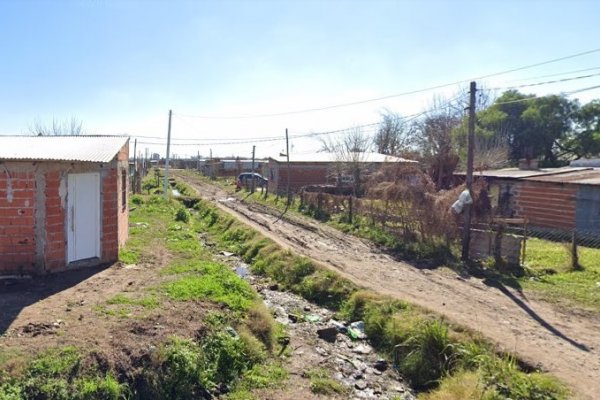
[461,82,477,261]
[251,145,256,193]
[163,109,172,199]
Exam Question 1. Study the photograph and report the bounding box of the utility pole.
[197,150,200,171]
[461,81,477,261]
[251,145,256,193]
[163,109,172,199]
[133,138,138,194]
[285,128,290,205]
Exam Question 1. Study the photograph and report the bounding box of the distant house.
[455,167,600,233]
[0,136,129,276]
[200,158,267,178]
[266,152,416,195]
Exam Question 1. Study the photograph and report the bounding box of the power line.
[174,47,600,120]
[501,66,600,83]
[485,72,600,91]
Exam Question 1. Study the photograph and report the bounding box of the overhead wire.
[173,47,600,120]
[484,72,600,91]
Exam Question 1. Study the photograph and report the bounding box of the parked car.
[236,172,268,190]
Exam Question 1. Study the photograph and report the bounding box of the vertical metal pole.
[461,81,477,261]
[163,109,172,199]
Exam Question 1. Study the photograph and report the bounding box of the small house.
[266,152,415,194]
[456,167,600,233]
[0,135,129,276]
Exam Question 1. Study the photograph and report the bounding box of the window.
[121,169,127,211]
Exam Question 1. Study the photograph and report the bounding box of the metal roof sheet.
[455,167,589,179]
[0,135,129,163]
[269,151,416,164]
[522,168,600,185]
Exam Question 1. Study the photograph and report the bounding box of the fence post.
[494,223,504,268]
[348,196,353,224]
[571,230,581,270]
[521,220,528,266]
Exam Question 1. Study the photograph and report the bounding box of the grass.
[0,183,287,399]
[164,270,256,312]
[185,186,568,399]
[522,238,600,310]
[305,368,349,396]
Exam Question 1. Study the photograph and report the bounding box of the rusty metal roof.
[0,135,129,163]
[523,168,600,185]
[455,167,589,179]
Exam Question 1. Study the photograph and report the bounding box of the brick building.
[0,136,129,276]
[266,152,415,194]
[456,167,600,233]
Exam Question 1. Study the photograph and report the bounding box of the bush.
[131,195,144,205]
[243,302,275,352]
[175,207,191,223]
[397,320,454,390]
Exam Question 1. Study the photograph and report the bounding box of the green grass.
[522,238,600,310]
[184,187,567,398]
[305,368,349,396]
[164,264,256,312]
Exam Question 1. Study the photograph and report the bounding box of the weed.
[305,368,348,395]
[131,194,144,205]
[118,248,140,264]
[397,320,454,390]
[164,263,256,312]
[243,302,275,352]
[419,370,487,400]
[175,206,191,223]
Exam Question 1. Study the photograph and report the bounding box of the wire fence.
[299,186,600,271]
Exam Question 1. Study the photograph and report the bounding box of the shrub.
[175,207,191,223]
[131,195,144,205]
[243,302,275,352]
[397,320,454,390]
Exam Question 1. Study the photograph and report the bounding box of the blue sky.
[2,0,600,158]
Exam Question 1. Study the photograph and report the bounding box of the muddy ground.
[176,171,600,400]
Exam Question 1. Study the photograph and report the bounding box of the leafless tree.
[374,110,415,156]
[414,95,463,189]
[29,117,84,136]
[320,126,372,196]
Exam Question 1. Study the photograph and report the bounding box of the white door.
[67,173,101,262]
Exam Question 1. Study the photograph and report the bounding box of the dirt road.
[177,172,600,400]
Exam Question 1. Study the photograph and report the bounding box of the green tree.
[560,100,600,159]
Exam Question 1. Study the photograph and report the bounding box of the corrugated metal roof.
[455,167,589,179]
[269,151,416,164]
[0,135,129,163]
[523,168,600,185]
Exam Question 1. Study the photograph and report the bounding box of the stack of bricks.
[0,171,36,274]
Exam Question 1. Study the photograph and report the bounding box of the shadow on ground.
[0,266,107,335]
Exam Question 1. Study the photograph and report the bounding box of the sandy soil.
[178,172,600,400]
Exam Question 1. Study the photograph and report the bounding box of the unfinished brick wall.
[0,170,36,274]
[43,170,66,272]
[269,163,331,194]
[102,167,119,261]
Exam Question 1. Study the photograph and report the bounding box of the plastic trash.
[451,189,473,214]
[347,321,367,340]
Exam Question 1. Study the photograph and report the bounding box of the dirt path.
[178,172,600,400]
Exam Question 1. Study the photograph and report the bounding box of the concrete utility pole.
[461,81,477,261]
[197,150,200,171]
[285,128,290,205]
[251,145,256,193]
[163,109,172,199]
